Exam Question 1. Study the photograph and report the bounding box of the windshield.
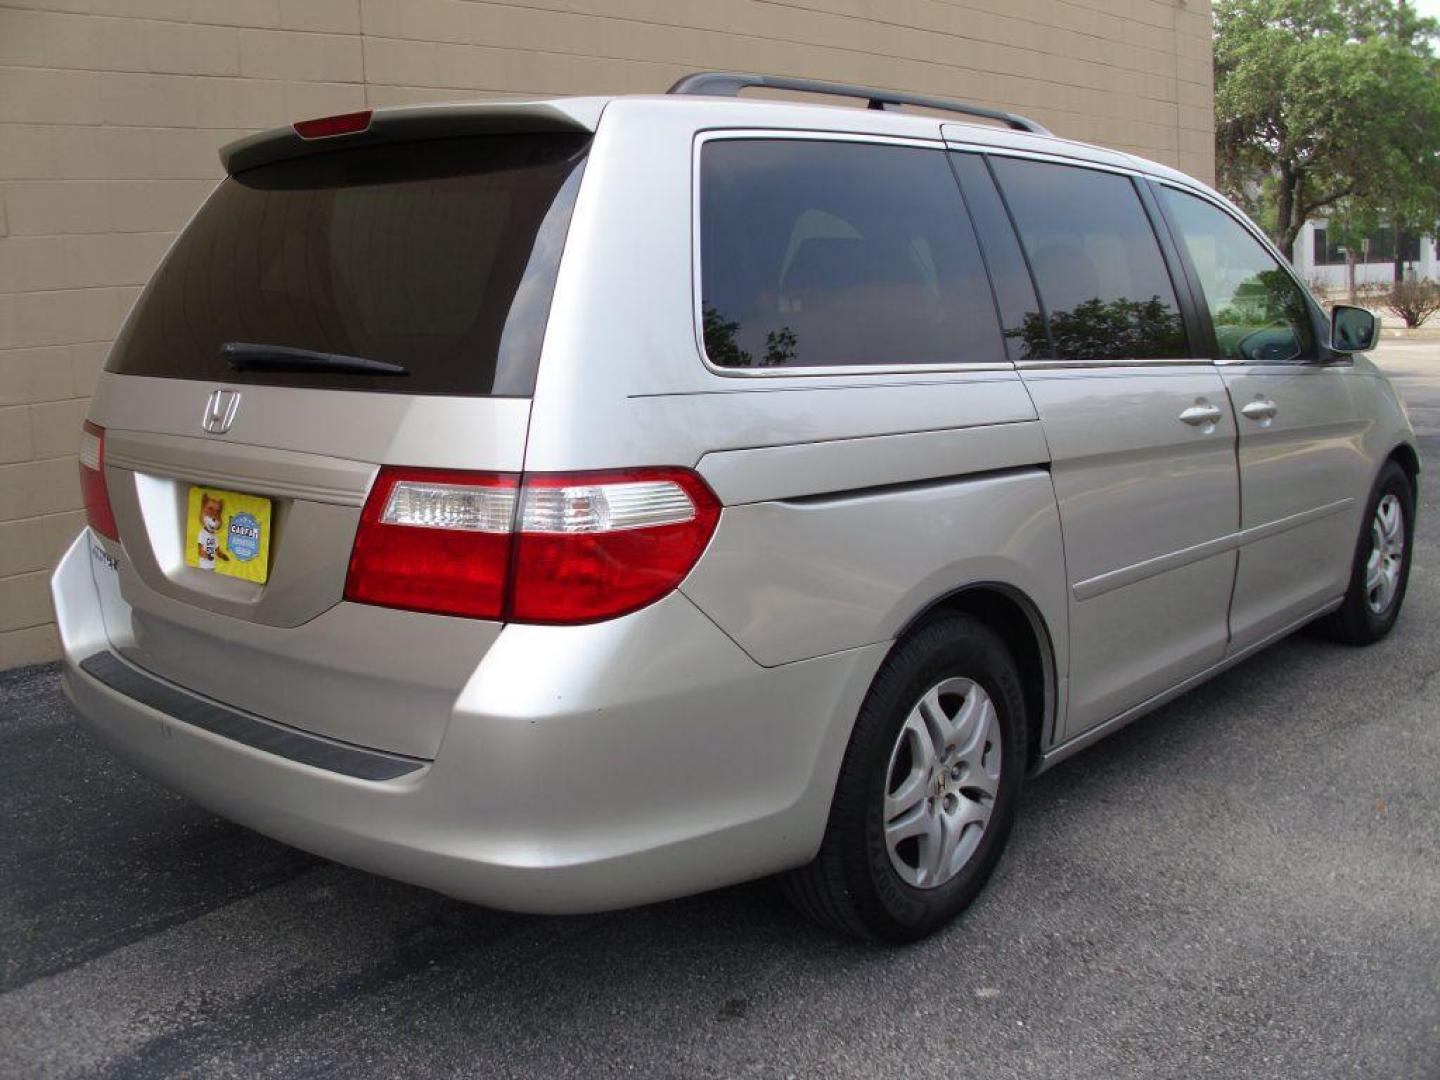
[106,132,589,396]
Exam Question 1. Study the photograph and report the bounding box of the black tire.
[1313,459,1416,645]
[780,614,1027,942]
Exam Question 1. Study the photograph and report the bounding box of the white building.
[1289,219,1440,290]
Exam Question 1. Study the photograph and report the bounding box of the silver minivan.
[51,74,1419,941]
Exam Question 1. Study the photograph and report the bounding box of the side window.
[1159,187,1317,364]
[989,157,1188,362]
[949,153,1042,363]
[699,139,1005,369]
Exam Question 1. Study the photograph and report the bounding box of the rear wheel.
[781,614,1027,941]
[1314,459,1415,645]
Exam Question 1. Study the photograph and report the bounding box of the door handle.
[1180,404,1223,426]
[1241,399,1278,421]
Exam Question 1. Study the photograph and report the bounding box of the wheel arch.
[896,582,1058,770]
[1388,441,1421,488]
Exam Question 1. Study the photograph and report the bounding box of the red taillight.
[78,420,119,541]
[344,468,518,620]
[292,109,373,139]
[510,469,720,623]
[343,466,721,624]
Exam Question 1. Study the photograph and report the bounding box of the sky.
[1413,0,1440,20]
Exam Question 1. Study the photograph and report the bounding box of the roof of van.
[218,92,1208,196]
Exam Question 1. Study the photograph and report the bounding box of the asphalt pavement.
[2,341,1437,1079]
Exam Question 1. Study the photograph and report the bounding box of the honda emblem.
[202,389,241,435]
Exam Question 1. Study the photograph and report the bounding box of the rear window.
[699,139,1005,369]
[106,133,589,396]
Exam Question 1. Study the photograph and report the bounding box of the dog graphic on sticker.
[195,492,230,570]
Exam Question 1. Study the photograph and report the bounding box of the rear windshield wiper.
[221,342,409,377]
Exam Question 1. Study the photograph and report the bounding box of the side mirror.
[1330,305,1378,353]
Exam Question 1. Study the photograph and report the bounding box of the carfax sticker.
[183,486,272,584]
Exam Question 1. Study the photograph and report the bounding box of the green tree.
[702,304,752,367]
[1370,181,1440,282]
[702,305,800,367]
[1215,0,1440,261]
[762,326,798,366]
[1006,297,1187,362]
[1353,4,1440,279]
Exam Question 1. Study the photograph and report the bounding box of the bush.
[1385,278,1440,328]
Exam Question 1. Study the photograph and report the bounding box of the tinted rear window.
[949,153,1044,363]
[990,157,1187,362]
[107,133,589,395]
[700,139,1005,369]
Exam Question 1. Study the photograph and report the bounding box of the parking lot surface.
[2,342,1437,1079]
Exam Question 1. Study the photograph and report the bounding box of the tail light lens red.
[292,109,373,139]
[344,469,517,619]
[344,466,720,624]
[511,469,721,623]
[78,420,119,541]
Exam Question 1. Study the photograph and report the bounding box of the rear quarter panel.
[682,459,1067,668]
[526,98,1069,739]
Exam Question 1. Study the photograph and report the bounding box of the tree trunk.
[1393,222,1405,283]
[1274,163,1307,262]
[1278,164,1301,256]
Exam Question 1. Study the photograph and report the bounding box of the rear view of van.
[52,78,1418,942]
[82,109,594,762]
[57,92,912,928]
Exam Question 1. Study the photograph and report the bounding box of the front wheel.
[780,614,1027,942]
[1314,459,1416,645]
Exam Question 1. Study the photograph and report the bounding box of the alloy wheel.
[882,677,1002,889]
[1365,492,1406,615]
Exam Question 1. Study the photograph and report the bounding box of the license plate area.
[183,484,273,584]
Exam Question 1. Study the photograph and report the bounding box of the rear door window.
[1159,187,1317,364]
[699,139,1005,369]
[989,157,1188,362]
[106,133,589,396]
[948,153,1043,363]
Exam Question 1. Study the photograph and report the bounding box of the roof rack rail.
[666,71,1051,135]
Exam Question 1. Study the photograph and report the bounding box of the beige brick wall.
[0,0,1214,669]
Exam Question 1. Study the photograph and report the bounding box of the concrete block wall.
[0,0,1214,668]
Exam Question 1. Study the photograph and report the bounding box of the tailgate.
[81,124,589,758]
[89,382,527,761]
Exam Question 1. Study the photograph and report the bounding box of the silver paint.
[51,91,1421,914]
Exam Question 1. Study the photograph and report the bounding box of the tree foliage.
[702,305,800,367]
[1215,0,1440,260]
[1007,297,1186,361]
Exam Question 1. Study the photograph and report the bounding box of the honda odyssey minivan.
[52,73,1419,941]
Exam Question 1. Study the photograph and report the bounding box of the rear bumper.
[52,530,885,913]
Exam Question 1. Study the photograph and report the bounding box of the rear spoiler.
[219,98,607,175]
